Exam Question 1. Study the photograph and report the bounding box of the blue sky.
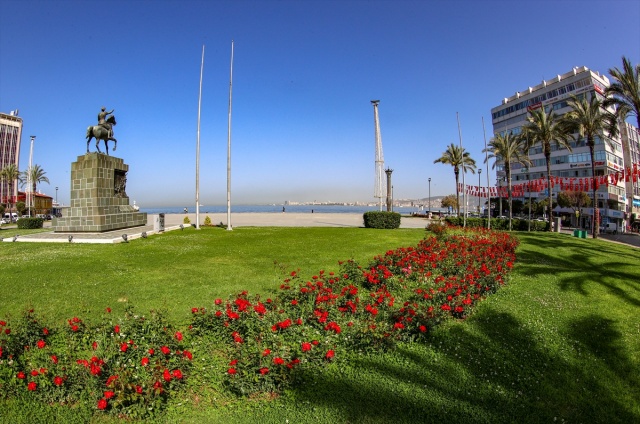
[1,0,638,208]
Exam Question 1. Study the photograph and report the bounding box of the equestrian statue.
[86,107,117,155]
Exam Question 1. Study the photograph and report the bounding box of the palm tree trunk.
[589,142,598,239]
[506,164,513,231]
[455,169,460,217]
[546,154,553,232]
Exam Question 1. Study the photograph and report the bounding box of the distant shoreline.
[140,204,449,215]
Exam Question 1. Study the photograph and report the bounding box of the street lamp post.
[55,187,58,204]
[28,136,35,217]
[478,169,482,214]
[428,177,431,217]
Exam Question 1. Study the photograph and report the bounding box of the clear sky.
[1,0,638,208]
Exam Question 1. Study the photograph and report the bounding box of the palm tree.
[19,164,49,216]
[483,132,530,231]
[523,107,573,230]
[603,56,640,128]
[1,163,20,214]
[434,143,476,217]
[562,94,619,239]
[0,167,6,208]
[20,164,50,193]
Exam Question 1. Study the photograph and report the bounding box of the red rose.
[301,342,312,352]
[325,350,335,359]
[174,331,183,341]
[27,382,37,391]
[36,340,46,349]
[51,355,58,364]
[136,385,143,394]
[183,350,193,360]
[229,359,238,366]
[97,398,107,410]
[172,369,183,379]
[161,346,171,355]
[273,357,285,365]
[262,349,271,357]
[104,390,115,399]
[259,367,269,375]
[53,376,63,386]
[163,369,172,382]
[228,368,237,375]
[120,343,128,352]
[92,341,98,350]
[141,357,149,366]
[17,371,25,379]
[106,307,111,313]
[31,370,39,376]
[114,325,120,334]
[214,298,222,305]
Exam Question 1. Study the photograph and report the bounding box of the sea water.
[140,205,446,215]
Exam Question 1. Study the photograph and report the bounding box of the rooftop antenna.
[371,100,385,211]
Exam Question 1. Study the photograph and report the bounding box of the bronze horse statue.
[86,115,117,155]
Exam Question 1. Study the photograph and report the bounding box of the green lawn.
[1,227,639,423]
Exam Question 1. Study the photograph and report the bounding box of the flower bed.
[0,227,517,417]
[190,227,518,395]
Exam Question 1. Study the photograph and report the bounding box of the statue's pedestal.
[53,153,147,232]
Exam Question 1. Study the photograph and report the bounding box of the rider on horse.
[87,108,117,155]
[98,107,114,136]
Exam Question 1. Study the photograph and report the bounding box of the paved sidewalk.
[4,213,430,244]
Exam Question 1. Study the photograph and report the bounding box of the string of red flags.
[460,163,640,198]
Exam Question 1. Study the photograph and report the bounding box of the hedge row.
[363,211,401,229]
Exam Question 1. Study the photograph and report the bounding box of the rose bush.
[1,227,518,414]
[189,227,518,394]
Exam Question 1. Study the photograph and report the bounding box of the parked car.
[600,222,618,234]
[0,218,9,225]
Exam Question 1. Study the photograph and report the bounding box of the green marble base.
[53,153,147,232]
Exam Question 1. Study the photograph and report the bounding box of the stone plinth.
[53,153,147,232]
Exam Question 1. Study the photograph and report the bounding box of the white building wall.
[490,66,627,225]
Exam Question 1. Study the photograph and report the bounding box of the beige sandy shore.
[162,213,429,229]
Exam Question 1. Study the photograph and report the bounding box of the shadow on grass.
[514,233,640,306]
[286,308,639,423]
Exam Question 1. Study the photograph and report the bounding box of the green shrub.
[183,216,191,224]
[16,218,44,229]
[363,211,401,229]
[203,216,213,226]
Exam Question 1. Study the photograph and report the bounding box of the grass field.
[1,226,639,423]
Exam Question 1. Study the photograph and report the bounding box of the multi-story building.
[490,66,634,229]
[619,121,640,219]
[0,111,23,208]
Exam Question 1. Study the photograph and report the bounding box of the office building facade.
[0,111,23,206]
[490,66,638,229]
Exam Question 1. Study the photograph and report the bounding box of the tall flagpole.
[457,112,466,227]
[196,45,204,230]
[372,100,384,211]
[482,116,490,229]
[28,136,35,216]
[226,40,234,230]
